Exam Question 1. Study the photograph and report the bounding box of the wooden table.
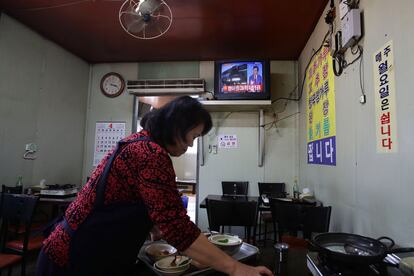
[38,195,77,219]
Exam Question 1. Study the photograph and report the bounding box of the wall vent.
[127,78,205,96]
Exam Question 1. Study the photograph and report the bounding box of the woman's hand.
[149,225,162,241]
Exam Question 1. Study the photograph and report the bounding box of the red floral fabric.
[43,130,200,266]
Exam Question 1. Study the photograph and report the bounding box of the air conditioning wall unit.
[127,78,205,96]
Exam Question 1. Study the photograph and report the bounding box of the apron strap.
[61,136,151,236]
[95,136,150,209]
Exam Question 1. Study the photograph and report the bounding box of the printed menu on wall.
[93,122,126,166]
[306,46,337,166]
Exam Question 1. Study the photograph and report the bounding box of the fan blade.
[142,21,163,38]
[125,15,146,34]
[139,0,163,15]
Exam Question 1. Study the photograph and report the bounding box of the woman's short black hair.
[140,96,212,147]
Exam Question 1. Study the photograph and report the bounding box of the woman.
[37,96,272,276]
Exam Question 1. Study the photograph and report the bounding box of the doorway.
[171,138,198,223]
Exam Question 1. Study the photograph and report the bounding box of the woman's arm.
[184,234,273,276]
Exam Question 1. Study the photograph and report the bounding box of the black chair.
[257,182,286,243]
[206,198,258,244]
[221,181,248,196]
[303,206,332,239]
[258,182,286,198]
[0,194,40,276]
[269,198,331,247]
[1,185,45,253]
[269,198,317,242]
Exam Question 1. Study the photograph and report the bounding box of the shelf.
[199,100,272,112]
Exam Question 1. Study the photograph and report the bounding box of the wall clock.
[100,72,125,98]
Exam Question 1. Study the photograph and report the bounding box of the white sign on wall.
[373,40,398,153]
[218,134,238,149]
[93,122,126,166]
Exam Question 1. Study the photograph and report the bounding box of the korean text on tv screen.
[219,62,264,94]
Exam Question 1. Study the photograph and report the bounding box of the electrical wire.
[208,112,233,138]
[343,45,363,68]
[359,46,365,97]
[271,30,331,105]
[260,112,300,129]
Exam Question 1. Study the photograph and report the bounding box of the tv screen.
[214,60,270,100]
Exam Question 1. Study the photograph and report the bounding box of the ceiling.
[0,0,328,63]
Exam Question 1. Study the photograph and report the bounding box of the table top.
[199,194,259,209]
[135,244,309,276]
[39,195,77,203]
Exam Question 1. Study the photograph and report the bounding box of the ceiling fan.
[119,0,172,40]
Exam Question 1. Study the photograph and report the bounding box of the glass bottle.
[16,175,23,187]
[293,178,299,199]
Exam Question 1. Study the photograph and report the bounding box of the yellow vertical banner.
[373,40,398,153]
[306,46,336,165]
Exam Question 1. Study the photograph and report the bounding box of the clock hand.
[110,83,119,88]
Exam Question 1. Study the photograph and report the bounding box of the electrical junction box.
[338,0,350,19]
[341,9,361,49]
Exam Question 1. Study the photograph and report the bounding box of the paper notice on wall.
[93,122,126,166]
[373,40,398,153]
[218,135,238,149]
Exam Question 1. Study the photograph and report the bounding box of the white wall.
[81,63,138,182]
[197,61,299,230]
[82,60,299,231]
[0,14,89,187]
[298,0,414,246]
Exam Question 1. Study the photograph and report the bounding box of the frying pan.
[312,232,414,266]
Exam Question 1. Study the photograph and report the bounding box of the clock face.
[100,72,125,98]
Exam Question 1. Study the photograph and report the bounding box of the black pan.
[312,232,414,266]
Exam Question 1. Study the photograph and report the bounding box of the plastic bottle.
[16,176,23,187]
[293,178,299,199]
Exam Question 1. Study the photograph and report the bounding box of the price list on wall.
[93,122,126,166]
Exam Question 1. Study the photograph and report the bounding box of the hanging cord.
[271,30,331,105]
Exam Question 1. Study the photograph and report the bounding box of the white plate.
[155,255,191,271]
[208,234,243,246]
[276,197,292,202]
[153,263,189,276]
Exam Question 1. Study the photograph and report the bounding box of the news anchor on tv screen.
[214,60,270,100]
[249,65,262,85]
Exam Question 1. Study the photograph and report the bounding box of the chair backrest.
[303,206,332,239]
[269,197,331,241]
[2,185,23,194]
[0,194,39,252]
[206,198,258,230]
[221,181,249,196]
[258,182,286,198]
[269,198,308,235]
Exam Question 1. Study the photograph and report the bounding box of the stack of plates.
[153,255,191,276]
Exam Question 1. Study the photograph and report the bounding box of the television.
[214,59,270,100]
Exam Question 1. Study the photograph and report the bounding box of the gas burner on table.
[40,184,78,197]
[307,252,396,276]
[46,184,76,190]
